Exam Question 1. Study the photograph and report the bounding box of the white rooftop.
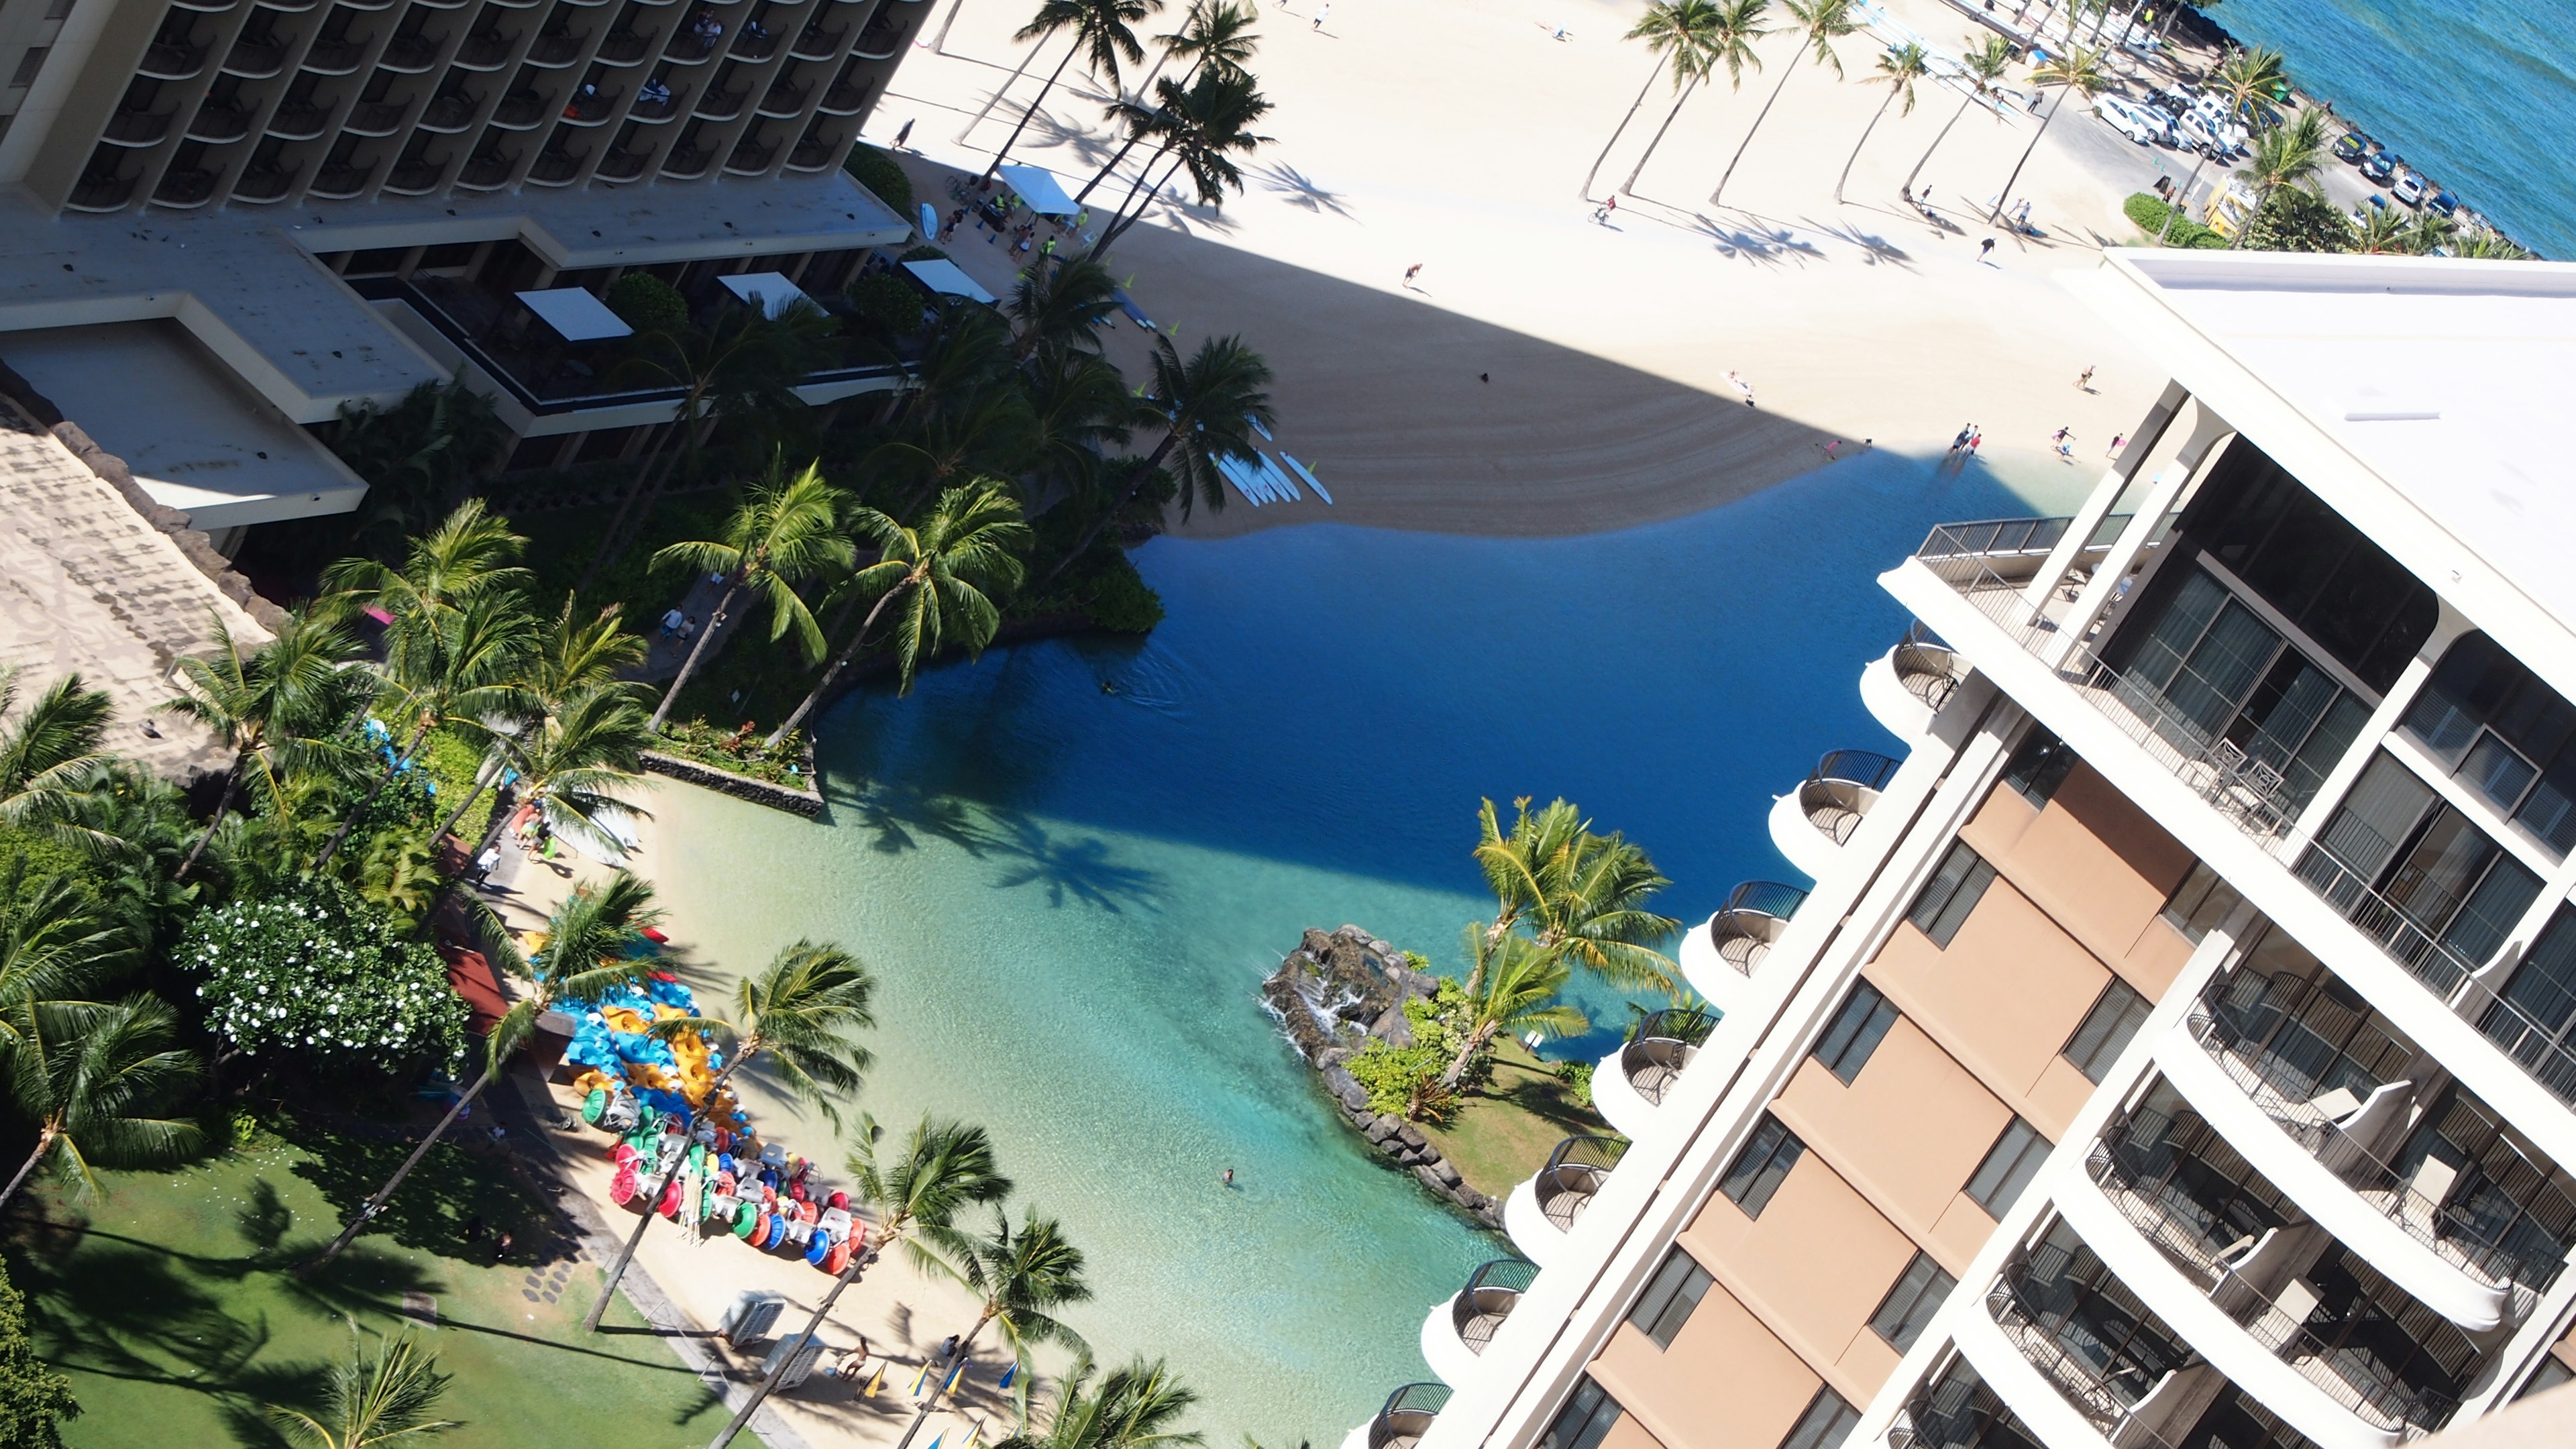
[2070,250,2576,696]
[904,258,996,305]
[518,286,635,342]
[717,270,816,317]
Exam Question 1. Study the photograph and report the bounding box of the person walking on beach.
[1726,370,1756,407]
[2051,426,2071,445]
[1967,426,1982,455]
[1949,425,1971,455]
[1824,440,1842,462]
[2077,364,2096,390]
[2109,433,2127,457]
[1403,262,1422,288]
[1979,237,1996,262]
[894,119,915,150]
[1311,1,1327,28]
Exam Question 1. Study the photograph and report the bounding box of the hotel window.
[1719,1116,1806,1219]
[2489,904,2576,1078]
[1869,1252,1958,1353]
[1814,981,1898,1084]
[1909,843,1996,948]
[2159,861,2245,942]
[1966,1118,2050,1217]
[2061,979,2150,1083]
[2402,632,2576,856]
[1628,1248,1713,1349]
[2002,727,2079,808]
[1541,1378,1623,1449]
[2299,751,2542,973]
[1778,1388,1858,1449]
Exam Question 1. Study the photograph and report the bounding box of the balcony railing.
[385,156,446,191]
[1366,1383,1450,1449]
[596,146,649,178]
[628,84,686,119]
[1448,1258,1537,1355]
[561,86,620,121]
[784,133,837,169]
[346,98,410,133]
[596,25,656,60]
[491,89,549,125]
[1799,749,1900,846]
[420,92,481,128]
[456,152,517,186]
[790,19,843,55]
[1620,1008,1717,1107]
[728,28,779,58]
[758,78,808,115]
[663,30,716,59]
[233,163,297,201]
[302,34,366,72]
[1985,1277,2151,1433]
[380,32,443,68]
[724,137,774,173]
[527,148,585,182]
[816,79,865,112]
[138,39,212,78]
[1533,1135,1624,1230]
[67,173,138,211]
[527,29,590,63]
[190,99,253,140]
[694,85,745,119]
[456,30,519,66]
[1894,621,1964,712]
[659,142,710,176]
[152,165,224,207]
[310,161,374,197]
[103,107,174,145]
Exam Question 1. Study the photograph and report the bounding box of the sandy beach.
[874,0,2191,539]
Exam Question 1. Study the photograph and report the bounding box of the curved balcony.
[455,30,520,67]
[662,31,717,61]
[596,144,649,179]
[596,25,656,62]
[693,85,745,119]
[783,132,837,170]
[1593,1008,1717,1140]
[1983,1238,2197,1442]
[223,34,294,77]
[1360,1383,1449,1449]
[526,148,585,183]
[1705,880,1805,979]
[489,89,549,127]
[384,155,447,192]
[309,160,374,197]
[1865,622,1966,739]
[1503,1135,1624,1267]
[170,0,240,10]
[151,165,224,208]
[728,28,778,58]
[379,32,444,69]
[259,0,321,9]
[723,137,774,173]
[232,163,297,201]
[455,152,518,188]
[344,98,411,133]
[757,78,808,117]
[266,99,331,138]
[301,34,368,72]
[627,84,687,120]
[137,39,211,79]
[1420,1258,1536,1388]
[186,99,251,141]
[1766,748,1900,882]
[526,30,590,64]
[337,0,396,8]
[418,92,481,129]
[814,78,865,113]
[853,18,899,56]
[412,0,471,7]
[66,172,138,211]
[561,85,621,123]
[658,142,710,176]
[790,20,843,56]
[103,108,174,146]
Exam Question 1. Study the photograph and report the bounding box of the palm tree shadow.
[981,810,1163,912]
[1678,213,1796,268]
[1248,162,1354,219]
[841,780,1005,857]
[1799,216,1917,268]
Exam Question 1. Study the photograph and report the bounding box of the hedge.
[2123,193,2229,249]
[845,144,914,216]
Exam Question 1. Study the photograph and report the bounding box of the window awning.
[718,270,814,318]
[902,258,996,305]
[515,286,634,341]
[999,164,1080,217]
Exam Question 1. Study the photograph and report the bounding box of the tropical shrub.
[1347,1040,1456,1124]
[655,718,814,788]
[1553,1059,1596,1110]
[844,144,914,215]
[845,271,928,338]
[605,273,691,335]
[178,881,466,1068]
[2241,186,2357,254]
[1067,549,1165,634]
[900,244,949,264]
[2123,193,2228,249]
[0,1259,75,1448]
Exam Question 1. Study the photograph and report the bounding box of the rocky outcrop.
[1263,926,1501,1228]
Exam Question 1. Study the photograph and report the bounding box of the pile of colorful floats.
[563,970,865,1273]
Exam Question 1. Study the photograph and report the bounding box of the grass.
[419,729,502,847]
[5,1112,758,1449]
[1420,1038,1612,1201]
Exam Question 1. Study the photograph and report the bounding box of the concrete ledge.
[641,750,826,818]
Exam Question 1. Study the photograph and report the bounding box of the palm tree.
[2454,229,2534,260]
[1986,46,2108,223]
[767,482,1032,746]
[581,303,841,591]
[1073,0,1258,208]
[530,596,651,703]
[2209,46,2286,138]
[900,1208,1091,1442]
[585,940,879,1331]
[1585,0,1725,201]
[708,1117,1012,1448]
[1709,0,1857,207]
[1440,927,1589,1088]
[1008,254,1122,360]
[1622,0,1767,195]
[0,670,115,843]
[1472,797,1680,993]
[1900,34,2013,199]
[1834,42,1927,203]
[162,612,358,879]
[2347,203,2412,254]
[332,378,511,547]
[1025,347,1144,514]
[2229,107,2326,249]
[1091,68,1270,259]
[308,874,661,1269]
[983,0,1161,183]
[647,460,853,731]
[0,994,201,1211]
[267,1318,456,1448]
[1047,332,1269,584]
[996,1356,1203,1449]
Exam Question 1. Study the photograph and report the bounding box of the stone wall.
[639,751,826,818]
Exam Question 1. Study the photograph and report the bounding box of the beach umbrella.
[910,1361,932,1395]
[943,1361,967,1393]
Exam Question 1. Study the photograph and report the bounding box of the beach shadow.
[1800,215,1916,268]
[843,779,1006,857]
[982,810,1163,912]
[1250,162,1354,219]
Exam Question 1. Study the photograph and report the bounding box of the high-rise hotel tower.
[1356,253,2576,1449]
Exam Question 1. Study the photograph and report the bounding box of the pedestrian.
[894,118,914,149]
[1403,262,1422,286]
[1979,236,1996,261]
[474,845,501,885]
[2109,433,2127,456]
[1948,425,1970,455]
[680,615,698,641]
[495,1230,513,1260]
[1311,1,1327,27]
[2052,426,2070,443]
[1222,1167,1235,1185]
[1919,185,1934,211]
[2077,364,2096,390]
[1479,372,1489,383]
[1824,439,1841,461]
[941,1334,961,1362]
[1968,427,1982,454]
[1725,370,1756,407]
[659,606,684,638]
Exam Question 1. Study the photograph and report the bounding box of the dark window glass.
[2003,728,2080,807]
[2063,979,2151,1082]
[2498,905,2576,1051]
[1868,1252,1958,1352]
[1966,1118,2050,1216]
[1542,1379,1623,1449]
[1720,1117,1806,1219]
[1779,1388,1859,1449]
[1815,982,1899,1084]
[1628,1248,1713,1349]
[1909,843,1996,948]
[2401,633,2576,859]
[2159,862,2245,942]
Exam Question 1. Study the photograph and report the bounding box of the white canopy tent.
[902,258,997,305]
[999,164,1081,217]
[718,270,815,317]
[516,286,633,341]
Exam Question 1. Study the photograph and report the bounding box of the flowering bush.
[178,881,467,1068]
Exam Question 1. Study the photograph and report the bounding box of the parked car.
[2364,150,2398,182]
[2392,172,2427,207]
[2332,131,2370,163]
[2094,95,2161,146]
[2427,189,2459,218]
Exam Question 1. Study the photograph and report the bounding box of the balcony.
[659,142,710,176]
[266,99,331,138]
[309,160,374,197]
[662,31,716,60]
[345,98,411,133]
[1865,621,1969,739]
[596,25,656,62]
[1503,1134,1624,1267]
[66,172,139,211]
[724,138,775,173]
[694,85,745,119]
[1704,879,1806,981]
[815,78,865,113]
[302,35,368,72]
[1419,1258,1536,1387]
[757,78,808,117]
[170,0,240,9]
[1593,1008,1716,1140]
[853,16,898,56]
[188,99,252,140]
[527,148,584,183]
[337,0,396,8]
[223,34,294,76]
[455,30,519,67]
[729,28,779,58]
[790,20,843,56]
[455,152,517,187]
[151,165,224,207]
[1769,749,1899,881]
[561,85,621,123]
[384,156,447,192]
[380,32,444,69]
[628,84,687,120]
[596,145,649,179]
[103,107,174,146]
[233,163,297,201]
[1985,1237,2195,1438]
[138,39,212,79]
[419,92,480,129]
[784,132,837,170]
[490,89,549,127]
[527,30,590,64]
[1359,1384,1449,1449]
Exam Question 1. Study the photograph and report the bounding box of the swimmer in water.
[1222,1168,1234,1186]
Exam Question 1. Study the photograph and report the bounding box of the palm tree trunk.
[1584,64,1666,201]
[981,38,1079,182]
[765,583,910,747]
[1440,1024,1497,1090]
[1072,126,1152,208]
[930,0,968,54]
[1090,141,1182,256]
[0,1127,56,1213]
[2155,152,2210,244]
[1091,153,1189,260]
[579,417,688,595]
[586,1055,751,1332]
[708,1240,877,1449]
[1988,85,2068,222]
[174,765,239,881]
[1835,86,1901,203]
[1621,76,1700,194]
[305,1062,497,1271]
[955,24,1051,141]
[407,796,525,941]
[1902,89,1982,197]
[1711,58,1805,207]
[2227,183,2267,248]
[650,579,745,730]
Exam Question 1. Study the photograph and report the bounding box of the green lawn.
[6,1115,757,1448]
[1421,1039,1613,1201]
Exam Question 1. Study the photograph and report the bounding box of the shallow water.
[647,447,2088,1440]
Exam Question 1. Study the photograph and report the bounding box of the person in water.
[1222,1168,1235,1186]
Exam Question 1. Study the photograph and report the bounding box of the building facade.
[1360,253,2576,1449]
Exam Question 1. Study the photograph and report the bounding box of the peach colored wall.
[1960,765,2196,996]
[1601,1413,1670,1449]
[1771,1034,2009,1277]
[1680,1131,1919,1406]
[1591,1277,1821,1449]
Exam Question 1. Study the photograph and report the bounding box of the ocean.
[2196,0,2576,257]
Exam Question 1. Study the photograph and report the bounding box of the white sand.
[877,0,2194,538]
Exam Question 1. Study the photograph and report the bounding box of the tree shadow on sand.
[1248,162,1354,219]
[1798,215,1918,268]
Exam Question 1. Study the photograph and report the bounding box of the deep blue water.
[2204,0,2575,257]
[649,449,2087,1440]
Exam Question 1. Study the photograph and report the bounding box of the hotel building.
[1356,253,2576,1449]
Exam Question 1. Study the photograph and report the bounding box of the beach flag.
[865,1363,887,1398]
[943,1361,967,1394]
[996,1362,1016,1390]
[910,1361,934,1395]
[925,1435,943,1449]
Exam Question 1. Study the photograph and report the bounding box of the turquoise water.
[647,449,2087,1440]
[2201,0,2575,258]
